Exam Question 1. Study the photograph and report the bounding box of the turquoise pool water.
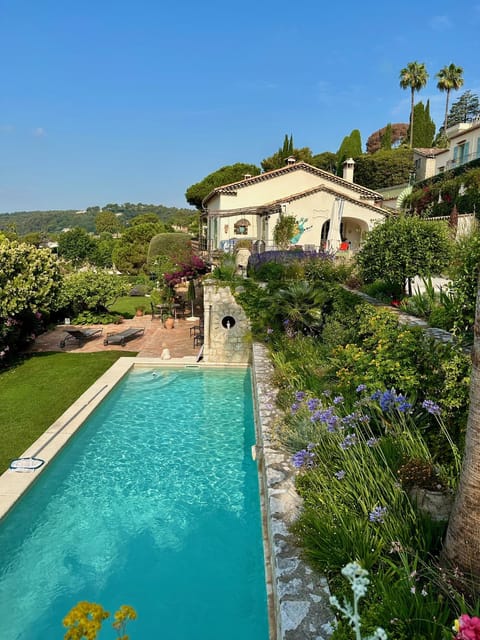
[0,367,269,639]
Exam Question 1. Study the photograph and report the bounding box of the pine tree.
[448,90,480,126]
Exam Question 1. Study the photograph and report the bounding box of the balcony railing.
[445,150,480,171]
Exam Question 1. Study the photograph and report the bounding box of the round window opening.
[222,316,236,329]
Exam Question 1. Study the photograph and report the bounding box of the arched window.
[234,218,250,235]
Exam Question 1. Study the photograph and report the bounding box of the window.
[234,219,250,235]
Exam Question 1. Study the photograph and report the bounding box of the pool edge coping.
[0,357,249,520]
[251,343,334,640]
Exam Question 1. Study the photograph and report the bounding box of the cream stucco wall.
[205,165,385,252]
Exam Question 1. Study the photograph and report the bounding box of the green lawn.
[108,295,152,317]
[0,351,135,473]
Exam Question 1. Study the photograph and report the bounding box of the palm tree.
[443,272,480,575]
[436,63,464,132]
[399,62,429,148]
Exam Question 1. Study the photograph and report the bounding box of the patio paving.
[28,315,203,359]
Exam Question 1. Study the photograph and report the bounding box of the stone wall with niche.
[202,280,251,364]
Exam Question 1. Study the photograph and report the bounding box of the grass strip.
[0,351,136,473]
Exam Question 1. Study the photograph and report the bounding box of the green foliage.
[268,281,330,336]
[95,209,123,235]
[380,123,392,150]
[447,229,480,334]
[366,124,409,154]
[408,165,480,216]
[210,254,237,281]
[90,234,116,269]
[356,216,452,292]
[406,100,436,147]
[112,222,164,275]
[0,240,62,318]
[443,89,480,129]
[251,260,287,283]
[58,228,97,267]
[185,163,261,209]
[336,129,362,175]
[147,232,192,276]
[0,239,62,364]
[304,256,354,285]
[399,61,429,147]
[56,271,130,316]
[310,151,337,173]
[273,214,298,249]
[0,351,134,473]
[436,63,464,130]
[354,148,414,190]
[0,203,195,237]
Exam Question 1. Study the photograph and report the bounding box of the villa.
[414,117,480,181]
[201,158,387,254]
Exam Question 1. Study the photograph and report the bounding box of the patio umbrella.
[186,278,198,321]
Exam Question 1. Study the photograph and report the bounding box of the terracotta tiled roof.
[202,161,383,207]
[414,148,448,157]
[205,184,387,219]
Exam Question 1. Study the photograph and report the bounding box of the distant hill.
[0,203,196,236]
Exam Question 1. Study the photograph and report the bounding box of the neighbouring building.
[201,159,387,254]
[414,118,480,182]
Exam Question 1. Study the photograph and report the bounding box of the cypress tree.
[381,123,393,150]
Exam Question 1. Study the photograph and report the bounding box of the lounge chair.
[103,327,145,346]
[59,327,103,348]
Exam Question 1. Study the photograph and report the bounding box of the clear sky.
[0,0,478,213]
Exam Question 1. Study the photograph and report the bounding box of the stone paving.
[28,314,203,359]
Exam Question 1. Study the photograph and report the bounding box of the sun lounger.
[59,327,103,348]
[103,327,145,346]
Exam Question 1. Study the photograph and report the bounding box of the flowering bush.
[454,614,480,640]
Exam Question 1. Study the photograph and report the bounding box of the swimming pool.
[0,366,269,639]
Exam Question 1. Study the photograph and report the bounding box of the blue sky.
[0,0,479,213]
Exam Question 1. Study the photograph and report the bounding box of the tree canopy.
[356,216,451,294]
[0,239,62,318]
[185,163,261,210]
[336,129,362,175]
[406,100,436,148]
[354,148,414,190]
[436,63,464,131]
[57,228,97,267]
[399,61,429,147]
[366,123,408,154]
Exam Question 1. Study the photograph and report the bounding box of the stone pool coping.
[0,351,333,639]
[252,344,333,640]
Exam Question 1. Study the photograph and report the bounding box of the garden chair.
[103,327,145,346]
[59,327,103,349]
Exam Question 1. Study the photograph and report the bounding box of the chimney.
[243,174,252,180]
[342,157,355,182]
[285,156,296,164]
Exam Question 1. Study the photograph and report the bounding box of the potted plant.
[135,304,146,317]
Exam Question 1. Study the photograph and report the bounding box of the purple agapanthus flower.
[366,437,379,447]
[295,391,306,402]
[369,506,387,523]
[340,433,357,450]
[422,399,442,416]
[291,403,300,414]
[307,398,320,411]
[377,389,412,413]
[333,395,344,405]
[356,384,367,393]
[334,470,346,480]
[292,449,315,469]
